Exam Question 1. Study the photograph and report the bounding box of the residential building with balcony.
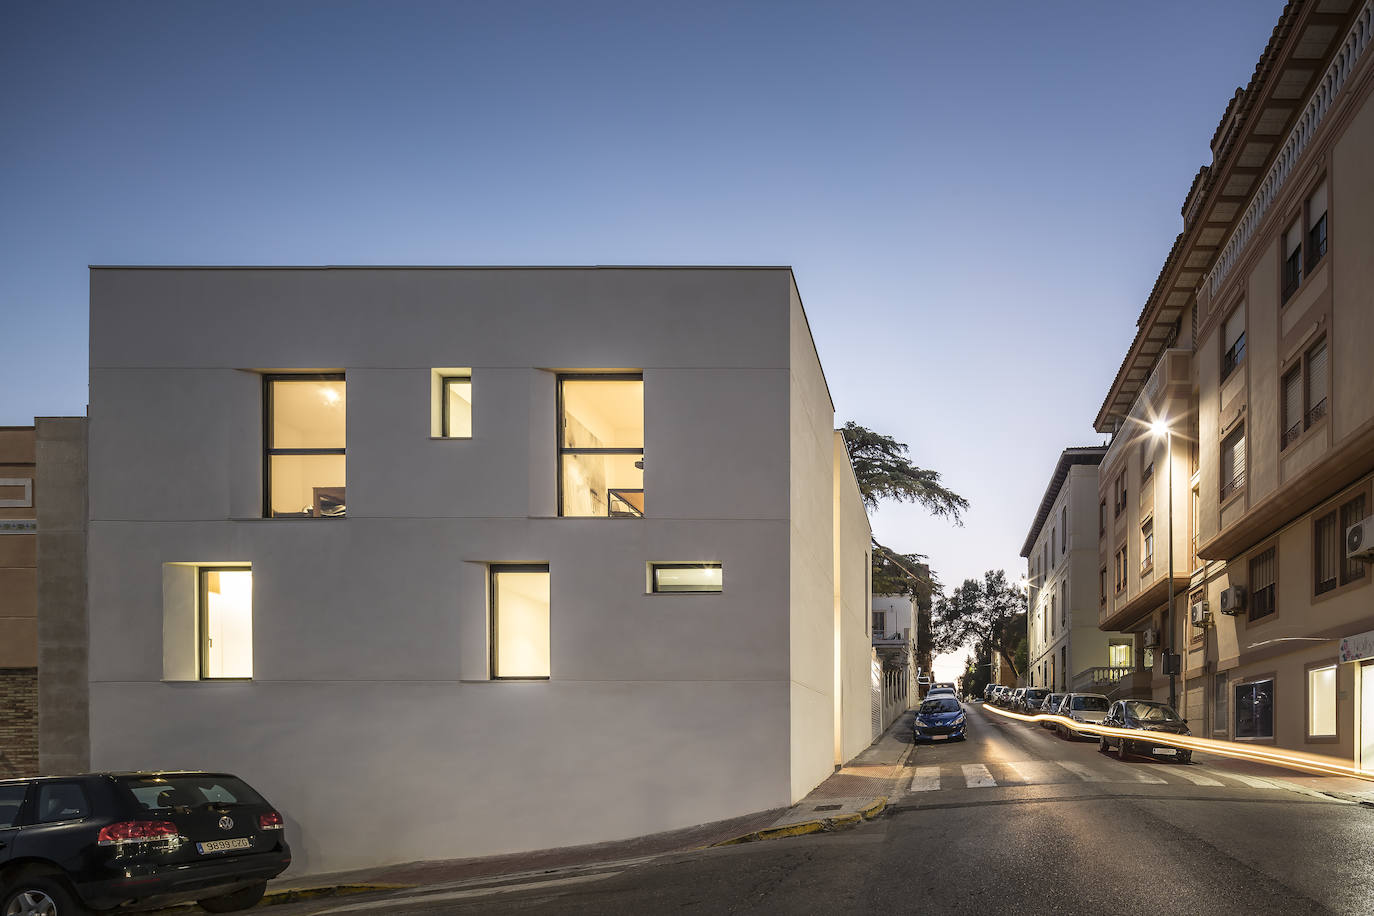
[1094,0,1374,768]
[1019,446,1135,695]
[871,593,916,731]
[87,265,874,875]
[0,419,88,779]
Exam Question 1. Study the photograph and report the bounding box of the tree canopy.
[841,421,969,523]
[932,569,1028,680]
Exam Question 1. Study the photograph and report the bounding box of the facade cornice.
[1019,447,1108,558]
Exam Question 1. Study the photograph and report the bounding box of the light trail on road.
[978,702,1374,782]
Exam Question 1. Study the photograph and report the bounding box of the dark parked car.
[1037,693,1067,728]
[1055,693,1111,739]
[0,771,291,915]
[1018,688,1050,714]
[913,696,967,742]
[1098,700,1192,763]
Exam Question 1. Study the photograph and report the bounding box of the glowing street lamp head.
[1150,418,1170,438]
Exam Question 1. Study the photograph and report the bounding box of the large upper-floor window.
[200,567,252,679]
[1281,339,1328,449]
[558,374,643,518]
[265,375,346,518]
[1283,180,1329,305]
[1221,308,1246,381]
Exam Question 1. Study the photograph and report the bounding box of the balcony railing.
[1221,335,1246,381]
[1071,666,1136,692]
[1281,398,1328,450]
[1220,469,1246,501]
[1307,397,1328,428]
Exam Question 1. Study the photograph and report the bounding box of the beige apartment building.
[1095,0,1374,769]
[0,419,89,778]
[1020,446,1137,695]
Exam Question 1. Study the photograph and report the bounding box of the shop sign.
[0,519,36,535]
[1339,629,1374,664]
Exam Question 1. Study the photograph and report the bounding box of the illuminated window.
[1108,641,1131,669]
[558,375,643,518]
[265,375,346,518]
[431,368,472,438]
[1307,664,1337,739]
[200,568,252,679]
[652,563,722,594]
[490,565,550,679]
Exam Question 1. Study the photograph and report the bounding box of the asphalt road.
[267,703,1374,915]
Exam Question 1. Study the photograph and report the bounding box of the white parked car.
[1055,693,1111,739]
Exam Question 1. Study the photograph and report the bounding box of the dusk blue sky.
[2,1,1286,673]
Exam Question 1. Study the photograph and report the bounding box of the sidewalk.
[262,712,916,901]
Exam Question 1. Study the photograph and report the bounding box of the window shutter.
[1223,310,1244,351]
[1307,341,1328,411]
[1284,222,1302,258]
[1283,368,1303,433]
[1308,182,1327,222]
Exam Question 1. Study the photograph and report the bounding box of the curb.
[146,883,409,914]
[710,796,888,847]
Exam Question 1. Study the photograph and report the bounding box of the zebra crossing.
[906,759,1330,797]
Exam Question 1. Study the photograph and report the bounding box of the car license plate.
[197,837,252,854]
[1155,747,1178,756]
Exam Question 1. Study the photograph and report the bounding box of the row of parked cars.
[982,684,1194,764]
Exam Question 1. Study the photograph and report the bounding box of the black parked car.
[1097,700,1193,763]
[0,771,291,915]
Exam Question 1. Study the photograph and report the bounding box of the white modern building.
[1020,446,1136,694]
[87,266,873,875]
[870,594,915,731]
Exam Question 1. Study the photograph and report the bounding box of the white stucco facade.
[86,266,871,876]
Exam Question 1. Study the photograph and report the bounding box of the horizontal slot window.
[652,563,722,593]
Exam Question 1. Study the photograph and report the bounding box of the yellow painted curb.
[710,798,887,847]
[826,813,862,828]
[858,797,887,820]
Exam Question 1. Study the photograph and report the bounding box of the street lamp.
[1150,418,1177,710]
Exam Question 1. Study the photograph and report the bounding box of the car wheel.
[1116,738,1131,760]
[1178,752,1192,765]
[2,870,90,916]
[198,882,268,914]
[1098,736,1109,753]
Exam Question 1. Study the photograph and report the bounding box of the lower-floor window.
[200,567,253,679]
[490,565,550,679]
[1235,678,1274,739]
[1307,664,1337,739]
[1108,641,1131,669]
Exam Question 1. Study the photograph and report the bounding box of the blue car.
[913,696,966,742]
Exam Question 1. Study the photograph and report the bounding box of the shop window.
[1307,664,1336,739]
[490,565,550,679]
[558,375,644,518]
[264,375,346,518]
[1235,678,1274,739]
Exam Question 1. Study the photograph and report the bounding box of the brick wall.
[0,667,38,777]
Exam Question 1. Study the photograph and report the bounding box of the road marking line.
[313,872,624,914]
[1225,772,1286,789]
[1124,768,1168,785]
[1056,760,1109,782]
[908,766,941,792]
[961,763,997,788]
[1170,768,1224,786]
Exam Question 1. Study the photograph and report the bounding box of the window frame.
[650,562,723,595]
[1281,338,1328,450]
[262,372,346,520]
[1248,546,1277,624]
[1220,423,1246,503]
[489,563,551,681]
[439,373,473,439]
[1281,218,1303,304]
[556,372,644,519]
[1220,307,1246,381]
[1140,516,1154,575]
[1234,675,1276,742]
[1304,660,1338,742]
[197,566,253,681]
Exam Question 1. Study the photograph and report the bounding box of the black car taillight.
[259,811,284,831]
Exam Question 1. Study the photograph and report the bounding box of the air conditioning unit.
[1348,516,1374,563]
[1191,600,1210,627]
[1219,585,1246,615]
[1142,627,1160,648]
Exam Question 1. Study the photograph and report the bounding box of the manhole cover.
[813,804,842,811]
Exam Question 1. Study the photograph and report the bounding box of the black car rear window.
[1073,696,1110,711]
[118,775,265,811]
[0,784,28,827]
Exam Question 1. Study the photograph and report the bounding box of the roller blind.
[1307,340,1328,411]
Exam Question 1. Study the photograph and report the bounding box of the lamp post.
[1152,418,1177,710]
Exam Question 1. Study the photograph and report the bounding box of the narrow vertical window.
[558,375,644,518]
[490,565,550,679]
[1306,181,1328,270]
[872,610,885,638]
[1221,309,1246,380]
[1305,339,1327,428]
[1141,518,1154,572]
[1220,424,1246,500]
[441,375,472,438]
[1282,367,1303,449]
[1282,220,1302,303]
[1307,664,1337,739]
[265,375,346,518]
[1315,510,1339,595]
[200,567,252,679]
[1248,547,1276,622]
[1235,678,1274,739]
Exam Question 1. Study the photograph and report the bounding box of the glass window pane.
[1309,665,1336,737]
[561,379,643,449]
[444,378,472,438]
[268,454,346,517]
[202,569,252,679]
[561,453,643,517]
[493,570,550,678]
[271,379,346,448]
[653,564,723,593]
